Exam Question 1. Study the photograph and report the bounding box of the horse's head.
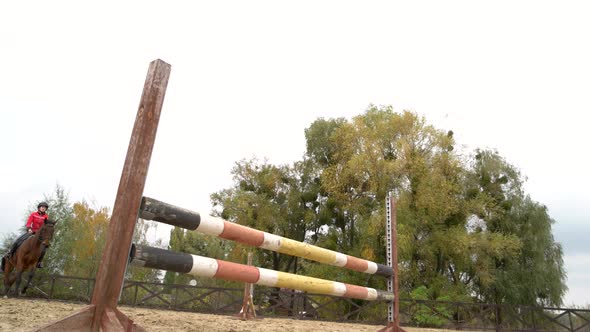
[39,219,57,246]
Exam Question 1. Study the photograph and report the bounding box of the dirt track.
[0,297,399,331]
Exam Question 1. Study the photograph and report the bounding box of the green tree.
[41,184,75,274]
[208,105,566,308]
[0,233,17,256]
[466,150,567,306]
[305,117,347,167]
[210,158,319,275]
[305,107,471,295]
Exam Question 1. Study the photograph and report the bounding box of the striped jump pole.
[130,244,394,302]
[139,197,393,278]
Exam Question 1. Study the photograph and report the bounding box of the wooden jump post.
[378,194,406,332]
[237,252,257,320]
[36,59,171,331]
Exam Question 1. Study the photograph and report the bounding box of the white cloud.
[563,255,590,307]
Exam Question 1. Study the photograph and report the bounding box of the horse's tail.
[1,249,17,273]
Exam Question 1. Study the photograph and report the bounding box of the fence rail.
[3,273,589,332]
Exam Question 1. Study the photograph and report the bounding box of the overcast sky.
[1,1,588,306]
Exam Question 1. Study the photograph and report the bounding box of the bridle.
[37,222,55,242]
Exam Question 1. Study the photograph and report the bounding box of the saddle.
[10,233,34,256]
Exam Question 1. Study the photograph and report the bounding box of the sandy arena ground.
[0,297,427,332]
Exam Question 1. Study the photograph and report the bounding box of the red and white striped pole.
[130,245,394,302]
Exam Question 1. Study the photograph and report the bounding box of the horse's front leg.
[3,271,10,297]
[13,269,23,297]
[21,267,36,295]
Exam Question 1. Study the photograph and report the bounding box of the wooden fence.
[5,273,589,332]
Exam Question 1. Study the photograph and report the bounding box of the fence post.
[172,285,179,310]
[133,283,139,306]
[49,276,56,299]
[86,278,92,302]
[456,304,461,330]
[495,305,502,332]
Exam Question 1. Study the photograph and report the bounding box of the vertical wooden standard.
[36,59,171,331]
[378,193,406,332]
[237,252,257,320]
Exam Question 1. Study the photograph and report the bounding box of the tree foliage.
[465,150,567,305]
[209,105,566,307]
[209,158,320,275]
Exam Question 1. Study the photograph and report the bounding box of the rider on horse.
[2,202,56,296]
[6,202,50,269]
[27,202,50,235]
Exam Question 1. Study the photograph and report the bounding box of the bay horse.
[2,219,56,297]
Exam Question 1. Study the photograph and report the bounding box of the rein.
[36,224,53,242]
